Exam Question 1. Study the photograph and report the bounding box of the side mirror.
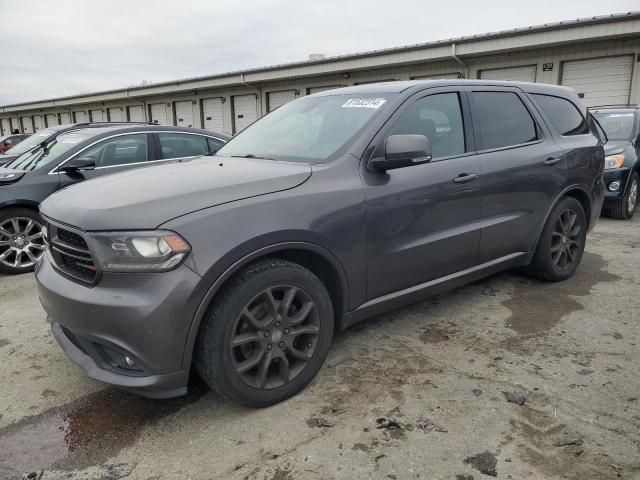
[369,134,432,172]
[59,157,96,173]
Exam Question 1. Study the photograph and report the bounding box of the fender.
[526,184,594,263]
[180,241,350,369]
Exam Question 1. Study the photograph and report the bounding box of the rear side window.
[472,92,538,150]
[158,133,209,159]
[387,92,466,159]
[531,94,589,136]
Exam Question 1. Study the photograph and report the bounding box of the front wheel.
[607,172,639,220]
[194,258,334,407]
[526,196,587,282]
[0,208,46,275]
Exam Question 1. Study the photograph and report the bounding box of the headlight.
[89,230,190,272]
[604,153,625,169]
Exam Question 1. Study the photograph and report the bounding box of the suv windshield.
[5,131,95,171]
[591,110,636,141]
[217,94,396,162]
[0,128,56,156]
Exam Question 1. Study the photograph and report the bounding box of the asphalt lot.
[0,215,639,480]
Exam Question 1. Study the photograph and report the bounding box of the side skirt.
[340,252,528,330]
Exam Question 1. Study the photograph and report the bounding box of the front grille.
[48,223,98,283]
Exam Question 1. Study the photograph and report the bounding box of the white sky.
[1,0,638,105]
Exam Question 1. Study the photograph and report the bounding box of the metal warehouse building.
[2,12,640,136]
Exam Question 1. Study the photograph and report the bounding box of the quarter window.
[531,94,589,136]
[158,133,210,159]
[388,93,466,159]
[79,134,149,167]
[472,92,538,150]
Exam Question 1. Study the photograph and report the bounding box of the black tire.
[608,172,639,220]
[194,258,334,407]
[526,196,587,282]
[0,208,46,275]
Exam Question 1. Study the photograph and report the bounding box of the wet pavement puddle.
[0,385,207,478]
[502,253,620,335]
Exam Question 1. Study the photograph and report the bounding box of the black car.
[0,123,229,274]
[36,81,604,406]
[590,106,639,219]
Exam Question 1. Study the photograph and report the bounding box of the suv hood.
[604,140,633,155]
[40,156,312,230]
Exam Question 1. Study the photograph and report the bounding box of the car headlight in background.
[90,230,190,272]
[604,153,625,169]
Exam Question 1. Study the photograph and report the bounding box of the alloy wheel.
[230,285,320,390]
[550,208,581,270]
[628,178,638,214]
[0,217,46,270]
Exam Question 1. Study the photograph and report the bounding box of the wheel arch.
[0,199,41,213]
[182,241,349,370]
[530,185,593,256]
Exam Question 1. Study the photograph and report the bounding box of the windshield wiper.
[229,154,276,161]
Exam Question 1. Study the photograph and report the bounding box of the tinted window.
[532,94,588,136]
[388,93,466,158]
[472,92,538,150]
[158,133,209,159]
[80,134,148,167]
[207,137,224,153]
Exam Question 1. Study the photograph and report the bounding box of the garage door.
[128,105,145,122]
[232,94,258,133]
[149,103,168,125]
[308,85,342,94]
[73,111,87,123]
[267,90,296,112]
[480,65,537,82]
[561,56,633,107]
[108,107,124,122]
[412,72,461,80]
[174,100,196,128]
[90,109,105,122]
[1,118,10,135]
[21,117,33,133]
[33,115,44,131]
[45,114,59,127]
[59,112,71,125]
[202,98,224,132]
[9,118,19,132]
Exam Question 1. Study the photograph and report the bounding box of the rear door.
[57,133,156,188]
[469,87,566,262]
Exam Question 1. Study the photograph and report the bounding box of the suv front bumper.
[36,251,206,398]
[603,167,632,201]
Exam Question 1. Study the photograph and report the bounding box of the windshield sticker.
[608,113,634,118]
[342,98,386,109]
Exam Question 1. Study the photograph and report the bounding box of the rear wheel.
[526,196,587,282]
[608,172,639,220]
[194,258,334,407]
[0,208,46,274]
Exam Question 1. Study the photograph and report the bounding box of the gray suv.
[35,81,605,406]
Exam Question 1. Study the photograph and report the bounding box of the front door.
[362,89,482,300]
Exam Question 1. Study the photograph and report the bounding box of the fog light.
[609,181,621,192]
[124,355,135,367]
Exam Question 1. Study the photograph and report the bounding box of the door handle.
[453,173,479,184]
[544,157,562,166]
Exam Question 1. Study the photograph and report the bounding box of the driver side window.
[78,134,149,168]
[387,93,466,159]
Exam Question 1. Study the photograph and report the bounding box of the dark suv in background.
[590,105,640,219]
[36,80,604,406]
[0,124,228,274]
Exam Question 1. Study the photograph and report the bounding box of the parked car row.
[0,122,229,273]
[26,80,608,407]
[0,133,29,153]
